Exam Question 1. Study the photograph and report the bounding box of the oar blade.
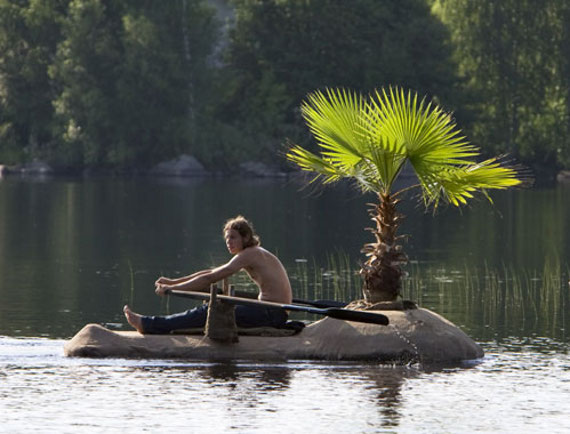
[324,308,389,326]
[294,299,347,308]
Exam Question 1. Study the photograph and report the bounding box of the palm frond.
[420,157,523,207]
[286,144,349,184]
[368,87,478,168]
[287,86,526,206]
[301,88,367,170]
[363,137,406,192]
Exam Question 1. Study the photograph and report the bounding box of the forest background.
[0,0,568,180]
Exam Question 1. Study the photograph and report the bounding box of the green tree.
[0,0,69,162]
[555,1,570,168]
[219,0,461,166]
[287,88,523,303]
[114,0,219,166]
[433,0,570,171]
[49,0,219,168]
[49,0,124,166]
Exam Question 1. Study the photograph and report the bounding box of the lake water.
[0,176,569,433]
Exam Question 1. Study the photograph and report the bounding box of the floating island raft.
[64,308,483,364]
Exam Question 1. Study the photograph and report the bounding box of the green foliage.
[287,87,522,207]
[0,0,568,174]
[433,0,570,170]
[0,0,219,169]
[49,0,219,168]
[220,0,462,164]
[0,0,68,159]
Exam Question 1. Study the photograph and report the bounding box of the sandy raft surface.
[64,308,484,363]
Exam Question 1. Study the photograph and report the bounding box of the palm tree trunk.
[360,193,408,303]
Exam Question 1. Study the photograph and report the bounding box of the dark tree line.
[0,0,568,174]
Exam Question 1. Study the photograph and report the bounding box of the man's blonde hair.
[223,215,260,248]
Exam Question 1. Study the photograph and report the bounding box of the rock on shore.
[149,154,210,177]
[557,170,570,183]
[0,160,53,176]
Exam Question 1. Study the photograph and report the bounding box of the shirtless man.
[124,216,292,334]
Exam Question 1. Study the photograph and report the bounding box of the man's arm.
[155,269,211,286]
[155,252,251,295]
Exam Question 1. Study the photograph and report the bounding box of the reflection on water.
[0,337,568,433]
[200,362,293,392]
[358,366,411,429]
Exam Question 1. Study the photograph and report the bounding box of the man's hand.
[155,283,169,296]
[155,277,174,286]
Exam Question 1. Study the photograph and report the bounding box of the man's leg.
[125,304,209,334]
[234,305,288,328]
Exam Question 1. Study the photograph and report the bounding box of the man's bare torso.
[238,246,293,304]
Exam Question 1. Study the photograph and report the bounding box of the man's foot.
[123,305,144,333]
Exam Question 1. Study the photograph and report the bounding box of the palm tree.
[287,87,525,305]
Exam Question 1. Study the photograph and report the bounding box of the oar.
[166,289,389,326]
[229,288,347,309]
[294,298,346,309]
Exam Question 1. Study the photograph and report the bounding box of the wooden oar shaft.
[166,289,389,326]
[167,289,292,310]
[227,289,346,308]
